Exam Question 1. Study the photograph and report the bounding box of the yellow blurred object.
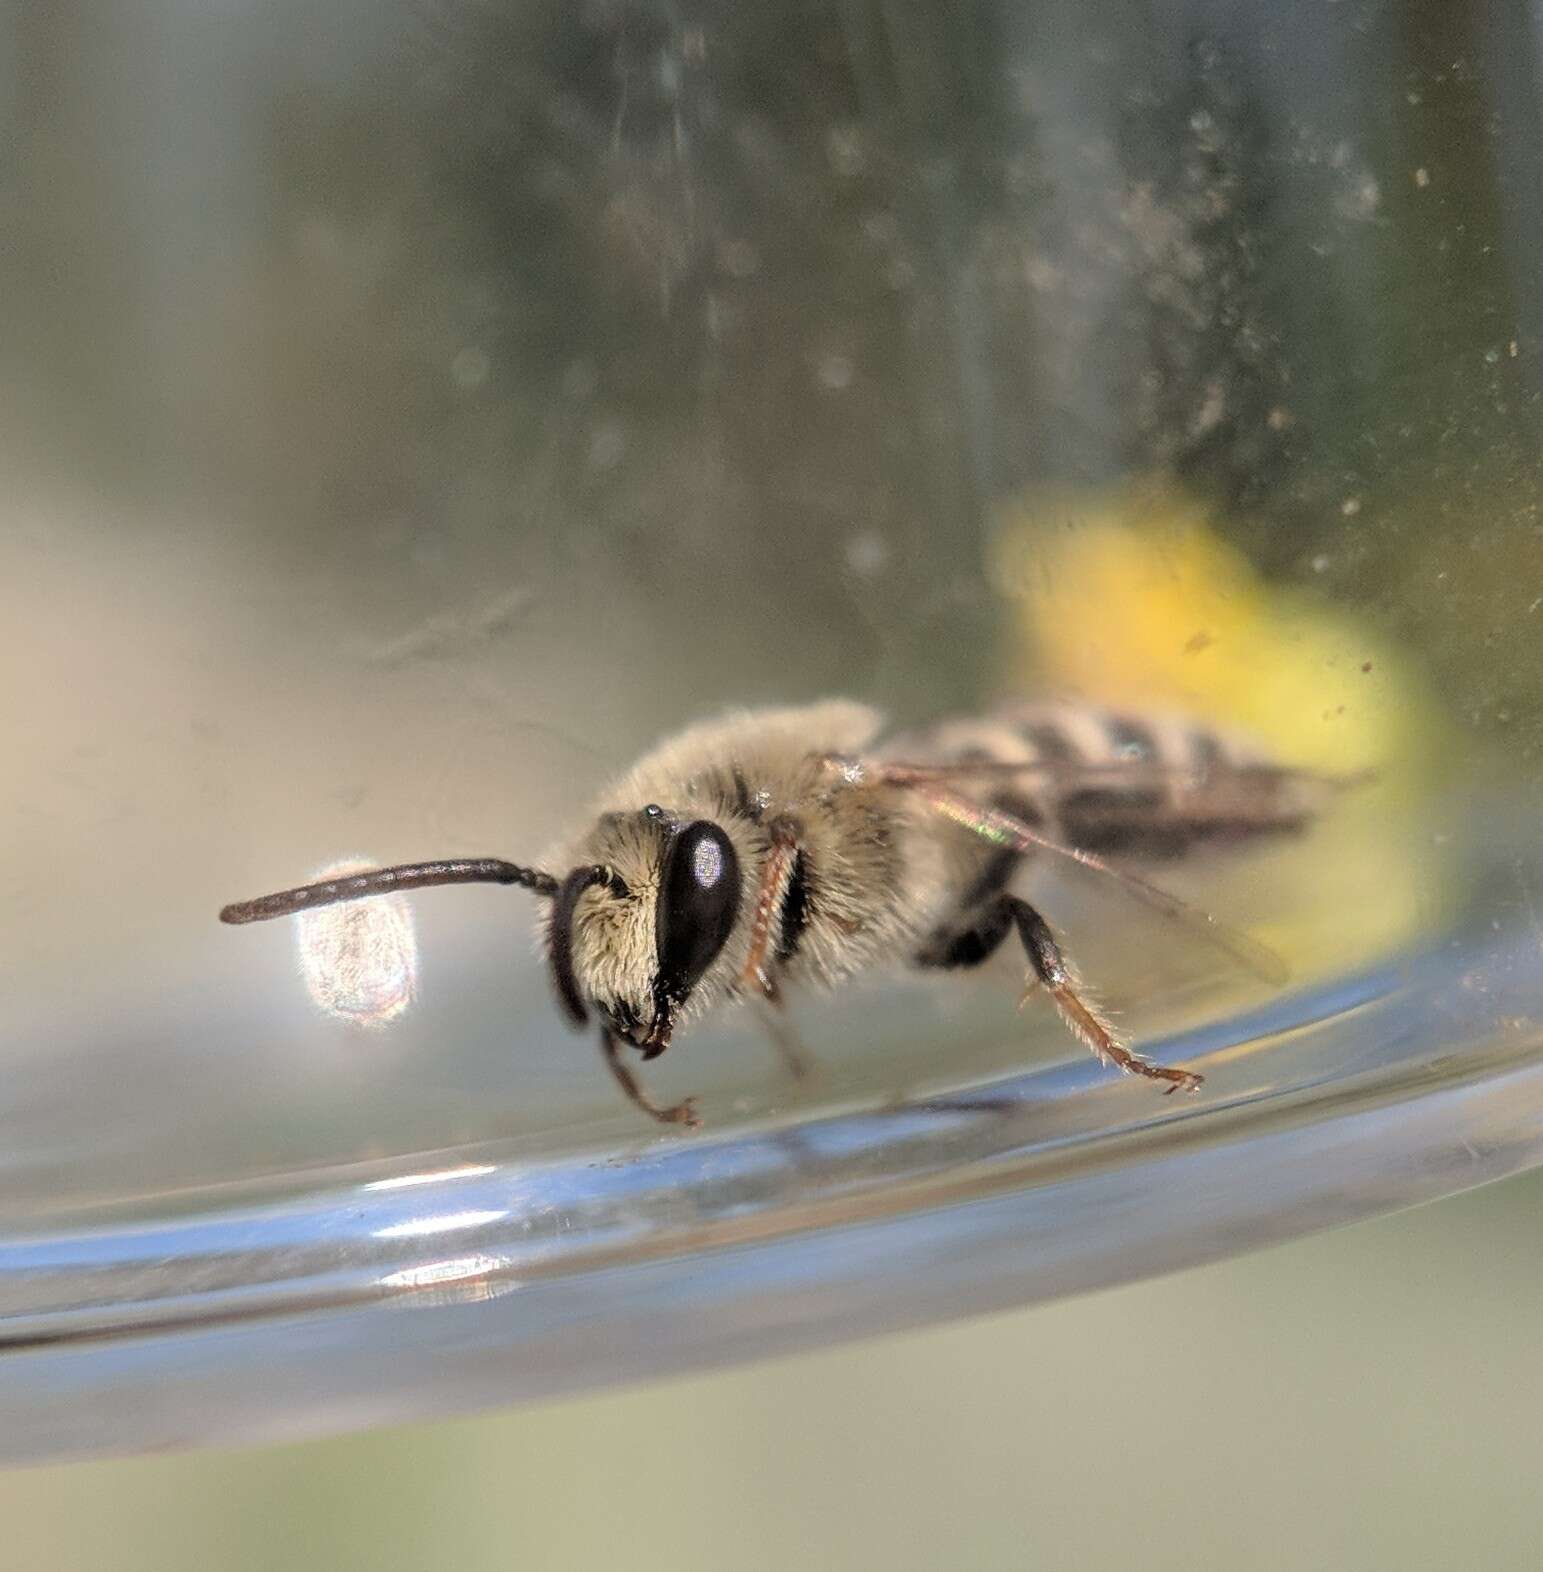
[989,476,1426,774]
[988,476,1447,987]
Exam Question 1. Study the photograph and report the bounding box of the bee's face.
[546,806,750,1051]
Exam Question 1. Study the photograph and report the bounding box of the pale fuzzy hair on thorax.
[593,700,886,818]
[539,701,890,1034]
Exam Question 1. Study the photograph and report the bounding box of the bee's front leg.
[599,1027,700,1127]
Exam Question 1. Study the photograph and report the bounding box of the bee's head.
[546,805,745,1054]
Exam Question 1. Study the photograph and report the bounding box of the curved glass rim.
[2,899,1541,1464]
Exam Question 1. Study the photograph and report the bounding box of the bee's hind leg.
[915,897,1203,1094]
[914,899,1015,971]
[1006,898,1202,1094]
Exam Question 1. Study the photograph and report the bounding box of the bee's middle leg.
[749,989,816,1082]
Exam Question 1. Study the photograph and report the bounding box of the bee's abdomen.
[883,702,1317,859]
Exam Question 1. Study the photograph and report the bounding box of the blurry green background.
[8,1170,1543,1571]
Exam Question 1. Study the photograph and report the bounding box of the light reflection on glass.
[378,1255,510,1296]
[362,1163,498,1193]
[373,1208,509,1240]
[295,857,419,1027]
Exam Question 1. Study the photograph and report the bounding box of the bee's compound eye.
[655,820,740,1004]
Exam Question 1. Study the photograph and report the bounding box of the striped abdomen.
[882,701,1319,859]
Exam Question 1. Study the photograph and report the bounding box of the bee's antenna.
[548,864,628,1028]
[218,858,558,925]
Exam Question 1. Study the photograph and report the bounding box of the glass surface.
[4,0,1543,1460]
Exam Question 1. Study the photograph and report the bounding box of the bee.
[220,699,1344,1127]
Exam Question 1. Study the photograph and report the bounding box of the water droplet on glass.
[296,860,418,1028]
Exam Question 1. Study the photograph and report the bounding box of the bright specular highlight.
[295,858,419,1027]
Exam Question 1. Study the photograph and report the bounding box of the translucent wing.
[893,777,1291,987]
[876,757,1364,793]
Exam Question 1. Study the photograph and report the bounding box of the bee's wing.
[874,757,1363,793]
[882,773,1291,987]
